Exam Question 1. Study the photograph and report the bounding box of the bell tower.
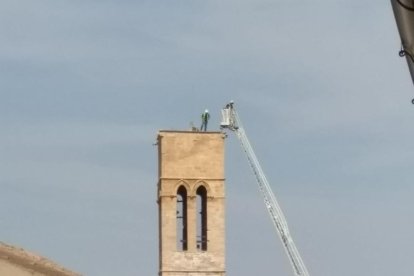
[157,130,226,276]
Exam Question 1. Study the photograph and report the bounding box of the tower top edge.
[158,130,222,134]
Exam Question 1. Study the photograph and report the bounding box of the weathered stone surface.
[0,242,81,276]
[158,131,226,276]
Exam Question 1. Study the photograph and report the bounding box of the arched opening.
[196,186,208,251]
[176,186,188,251]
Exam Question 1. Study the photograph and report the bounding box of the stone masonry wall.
[157,131,226,276]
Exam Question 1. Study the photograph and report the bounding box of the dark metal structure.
[391,0,414,102]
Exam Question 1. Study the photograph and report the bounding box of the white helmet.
[205,109,209,113]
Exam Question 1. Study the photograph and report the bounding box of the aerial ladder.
[220,101,310,276]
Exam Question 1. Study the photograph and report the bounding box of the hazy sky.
[1,1,414,275]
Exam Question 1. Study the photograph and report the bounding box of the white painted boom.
[221,102,310,276]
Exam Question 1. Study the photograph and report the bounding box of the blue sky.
[1,1,414,275]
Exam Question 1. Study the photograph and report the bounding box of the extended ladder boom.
[221,102,310,276]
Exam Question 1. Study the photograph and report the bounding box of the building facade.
[157,131,226,276]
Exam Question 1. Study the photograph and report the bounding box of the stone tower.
[157,131,226,276]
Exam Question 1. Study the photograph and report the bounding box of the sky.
[1,1,414,275]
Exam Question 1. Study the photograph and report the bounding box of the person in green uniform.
[201,109,210,131]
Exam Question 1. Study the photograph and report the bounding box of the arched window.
[196,186,208,251]
[176,186,188,251]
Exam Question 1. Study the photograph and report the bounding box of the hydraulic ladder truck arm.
[221,101,310,276]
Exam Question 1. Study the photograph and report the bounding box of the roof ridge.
[0,242,81,276]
